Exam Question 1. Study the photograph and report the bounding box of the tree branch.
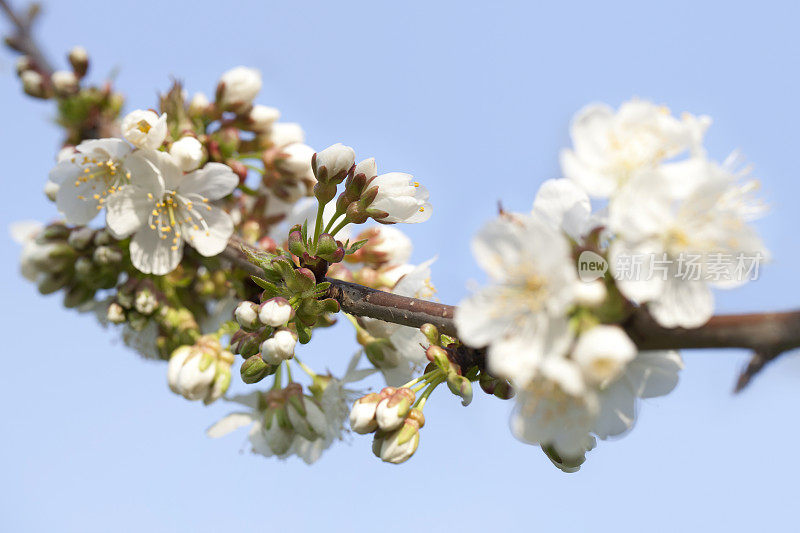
[0,0,53,75]
[223,239,800,390]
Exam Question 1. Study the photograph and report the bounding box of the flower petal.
[104,186,154,239]
[178,163,238,200]
[182,203,234,257]
[130,227,183,275]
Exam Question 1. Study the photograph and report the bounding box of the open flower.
[608,157,768,327]
[560,99,710,198]
[48,138,135,225]
[455,215,576,385]
[121,109,168,150]
[104,151,237,275]
[369,171,431,224]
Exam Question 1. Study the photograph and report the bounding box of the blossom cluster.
[455,99,768,469]
[10,37,772,472]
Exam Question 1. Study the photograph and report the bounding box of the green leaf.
[251,276,273,290]
[296,322,313,344]
[346,239,369,255]
[301,219,309,245]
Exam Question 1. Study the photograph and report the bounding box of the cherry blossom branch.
[0,1,53,75]
[223,239,800,391]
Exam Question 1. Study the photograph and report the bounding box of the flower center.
[72,155,131,209]
[148,191,213,250]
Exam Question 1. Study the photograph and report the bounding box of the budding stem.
[414,376,445,411]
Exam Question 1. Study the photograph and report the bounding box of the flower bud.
[287,229,307,258]
[217,66,262,111]
[349,393,381,434]
[15,56,32,76]
[258,297,293,327]
[260,329,297,365]
[92,245,122,265]
[167,337,234,404]
[267,122,305,147]
[374,416,421,464]
[134,287,158,315]
[312,143,355,185]
[121,109,168,150]
[21,70,47,99]
[51,70,78,96]
[241,354,274,384]
[67,227,94,250]
[574,280,607,307]
[43,180,59,202]
[169,136,204,171]
[106,302,126,324]
[248,105,280,132]
[375,388,415,431]
[68,45,89,77]
[234,301,261,331]
[188,92,210,116]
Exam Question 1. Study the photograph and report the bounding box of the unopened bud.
[349,393,381,434]
[258,297,293,327]
[92,245,122,265]
[21,70,47,99]
[43,180,59,202]
[134,288,158,315]
[169,137,204,172]
[67,227,94,250]
[260,329,296,365]
[68,45,89,77]
[51,70,78,96]
[106,302,126,324]
[374,417,421,464]
[248,105,280,132]
[188,92,210,116]
[312,143,355,185]
[234,301,261,331]
[375,388,415,431]
[241,354,273,384]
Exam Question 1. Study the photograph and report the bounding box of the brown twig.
[0,0,53,75]
[222,239,800,391]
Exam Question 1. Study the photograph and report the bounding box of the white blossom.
[532,178,592,240]
[121,109,168,150]
[104,151,237,275]
[560,99,710,198]
[455,216,576,385]
[218,66,262,108]
[369,171,431,223]
[572,325,636,386]
[48,138,135,225]
[169,137,204,172]
[608,157,768,327]
[573,280,607,307]
[10,220,45,282]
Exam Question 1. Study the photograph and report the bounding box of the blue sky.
[1,1,799,531]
